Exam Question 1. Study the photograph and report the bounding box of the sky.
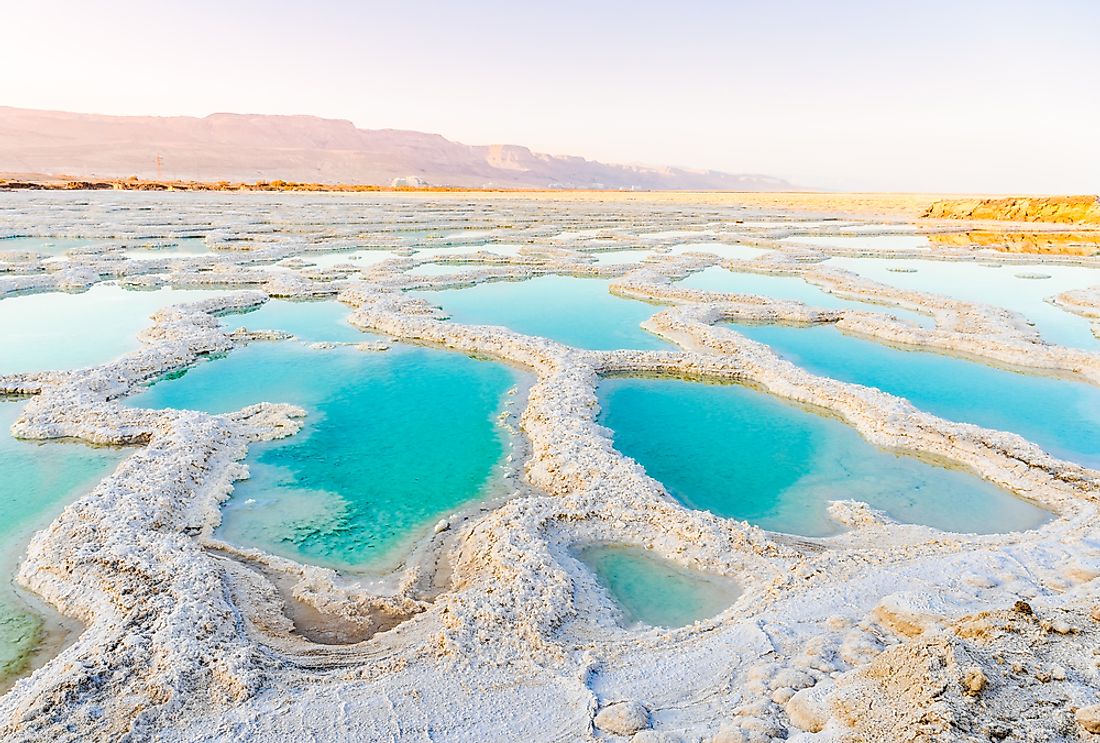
[3,0,1099,192]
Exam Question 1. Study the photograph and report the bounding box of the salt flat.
[1,191,1099,742]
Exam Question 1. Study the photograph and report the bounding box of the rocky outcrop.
[922,196,1100,225]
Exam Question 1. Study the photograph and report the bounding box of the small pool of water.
[0,285,222,374]
[411,275,670,350]
[220,299,363,343]
[678,266,931,326]
[598,376,1049,536]
[0,237,108,255]
[0,400,126,689]
[781,234,933,251]
[827,257,1100,349]
[576,544,740,628]
[407,262,479,277]
[412,244,524,259]
[297,250,400,269]
[128,342,518,570]
[731,323,1100,468]
[666,243,774,260]
[586,250,658,265]
[120,238,215,259]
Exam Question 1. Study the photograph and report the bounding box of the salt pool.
[129,341,518,570]
[412,275,670,350]
[598,376,1049,537]
[730,323,1100,468]
[0,285,221,374]
[780,234,933,251]
[677,266,932,326]
[576,544,740,628]
[0,400,126,688]
[220,299,363,343]
[826,257,1100,349]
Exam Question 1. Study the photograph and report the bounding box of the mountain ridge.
[0,106,797,191]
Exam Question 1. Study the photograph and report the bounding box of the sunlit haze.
[4,0,1099,192]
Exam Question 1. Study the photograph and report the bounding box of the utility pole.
[155,154,163,181]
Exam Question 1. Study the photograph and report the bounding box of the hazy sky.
[5,0,1099,192]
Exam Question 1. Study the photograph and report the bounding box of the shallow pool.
[129,342,518,570]
[731,323,1100,468]
[0,400,126,687]
[576,544,740,628]
[826,257,1100,349]
[781,234,933,251]
[0,285,222,374]
[677,266,931,326]
[598,376,1049,536]
[220,299,363,343]
[412,275,670,350]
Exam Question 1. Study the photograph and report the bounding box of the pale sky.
[4,0,1099,192]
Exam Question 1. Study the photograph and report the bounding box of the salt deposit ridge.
[1,191,1100,741]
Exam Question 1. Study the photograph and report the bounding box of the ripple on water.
[576,544,740,628]
[598,376,1050,537]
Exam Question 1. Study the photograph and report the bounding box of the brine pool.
[677,266,932,326]
[576,544,740,628]
[598,376,1049,537]
[128,308,519,571]
[411,275,670,350]
[826,257,1100,349]
[730,323,1100,468]
[0,285,221,374]
[0,400,126,689]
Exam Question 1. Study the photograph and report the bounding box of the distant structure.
[391,176,430,188]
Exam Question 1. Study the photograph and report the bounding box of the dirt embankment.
[922,196,1100,224]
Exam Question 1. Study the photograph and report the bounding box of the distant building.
[391,176,430,188]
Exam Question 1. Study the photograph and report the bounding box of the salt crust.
[1,197,1099,741]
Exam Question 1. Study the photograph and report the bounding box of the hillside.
[0,106,796,191]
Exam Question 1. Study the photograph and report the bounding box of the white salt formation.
[0,192,1099,741]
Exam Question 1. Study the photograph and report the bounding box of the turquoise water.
[586,250,657,265]
[827,257,1100,349]
[576,544,740,628]
[220,299,364,343]
[678,266,931,326]
[298,250,400,268]
[407,262,478,276]
[0,400,126,685]
[666,243,774,260]
[0,237,105,255]
[129,342,517,570]
[412,244,524,259]
[781,234,933,251]
[411,275,670,350]
[731,323,1100,468]
[121,237,214,258]
[0,285,221,374]
[598,377,1049,536]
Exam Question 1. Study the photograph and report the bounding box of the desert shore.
[1,191,1099,741]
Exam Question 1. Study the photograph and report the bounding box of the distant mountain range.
[0,106,797,191]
